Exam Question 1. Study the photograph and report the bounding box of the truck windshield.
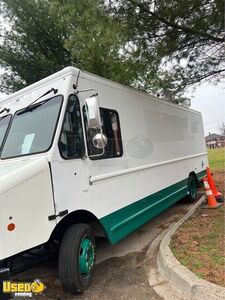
[0,115,11,149]
[1,95,63,159]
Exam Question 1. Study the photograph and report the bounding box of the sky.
[189,83,225,136]
[0,73,224,137]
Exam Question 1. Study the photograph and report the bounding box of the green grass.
[207,148,225,171]
[170,206,225,286]
[170,164,225,287]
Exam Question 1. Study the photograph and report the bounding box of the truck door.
[50,94,90,216]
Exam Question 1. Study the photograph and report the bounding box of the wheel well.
[189,171,198,184]
[49,210,106,242]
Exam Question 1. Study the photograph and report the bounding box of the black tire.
[186,174,198,202]
[58,223,95,294]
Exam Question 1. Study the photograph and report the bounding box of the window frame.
[0,95,64,160]
[0,114,12,151]
[58,94,85,160]
[83,106,123,160]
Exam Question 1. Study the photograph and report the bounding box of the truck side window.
[59,94,85,159]
[84,107,123,160]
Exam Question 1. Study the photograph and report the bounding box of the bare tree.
[218,122,225,135]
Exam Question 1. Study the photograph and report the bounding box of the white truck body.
[0,67,207,261]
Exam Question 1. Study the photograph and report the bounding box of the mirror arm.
[73,69,81,90]
[76,88,98,96]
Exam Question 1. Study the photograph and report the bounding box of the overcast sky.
[189,83,224,135]
[0,73,224,136]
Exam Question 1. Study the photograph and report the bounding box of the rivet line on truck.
[0,67,208,293]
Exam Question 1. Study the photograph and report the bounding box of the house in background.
[205,133,225,148]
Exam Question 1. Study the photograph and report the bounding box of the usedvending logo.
[3,279,46,297]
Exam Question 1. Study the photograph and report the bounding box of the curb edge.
[157,195,225,300]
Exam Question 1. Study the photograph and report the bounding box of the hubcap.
[79,237,95,278]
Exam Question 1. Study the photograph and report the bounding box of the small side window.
[59,94,85,159]
[84,107,123,160]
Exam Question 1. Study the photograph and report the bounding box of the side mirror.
[84,95,101,128]
[92,133,108,149]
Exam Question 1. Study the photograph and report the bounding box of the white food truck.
[0,67,207,293]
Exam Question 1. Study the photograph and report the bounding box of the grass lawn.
[170,149,225,287]
[171,202,225,286]
[208,148,225,171]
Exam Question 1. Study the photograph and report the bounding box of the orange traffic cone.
[206,167,223,201]
[202,177,223,209]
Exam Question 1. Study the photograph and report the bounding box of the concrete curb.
[157,195,225,300]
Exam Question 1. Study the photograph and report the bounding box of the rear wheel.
[186,174,197,202]
[58,223,95,294]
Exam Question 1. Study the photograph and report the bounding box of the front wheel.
[186,174,198,202]
[58,223,96,294]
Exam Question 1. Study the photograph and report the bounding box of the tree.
[0,0,142,94]
[1,0,224,99]
[218,122,225,135]
[0,0,72,93]
[53,0,142,86]
[108,0,225,97]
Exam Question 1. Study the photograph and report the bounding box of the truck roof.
[0,66,200,114]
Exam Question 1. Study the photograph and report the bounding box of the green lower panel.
[100,170,205,244]
[196,169,206,181]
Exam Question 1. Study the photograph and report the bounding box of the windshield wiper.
[17,88,58,116]
[0,107,10,115]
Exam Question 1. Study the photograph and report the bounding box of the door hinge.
[48,210,68,221]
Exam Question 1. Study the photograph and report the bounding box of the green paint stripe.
[100,170,205,244]
[110,185,187,233]
[196,169,206,181]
